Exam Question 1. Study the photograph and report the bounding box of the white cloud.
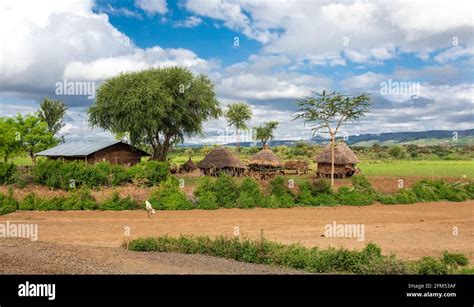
[174,16,202,28]
[434,46,474,63]
[134,0,167,15]
[183,0,474,64]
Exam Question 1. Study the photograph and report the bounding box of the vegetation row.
[127,235,470,275]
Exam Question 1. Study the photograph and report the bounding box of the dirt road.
[1,201,472,266]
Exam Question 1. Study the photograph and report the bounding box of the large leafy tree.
[0,117,22,162]
[16,114,58,164]
[225,102,252,151]
[88,66,221,161]
[294,91,370,186]
[37,97,67,136]
[255,121,279,147]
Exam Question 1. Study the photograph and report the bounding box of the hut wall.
[87,143,144,166]
[317,163,356,178]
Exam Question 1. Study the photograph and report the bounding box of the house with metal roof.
[36,140,149,166]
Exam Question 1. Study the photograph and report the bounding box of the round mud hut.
[316,142,359,179]
[180,157,198,173]
[197,147,246,177]
[248,145,284,180]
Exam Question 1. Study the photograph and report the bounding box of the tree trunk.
[236,128,240,152]
[330,133,335,187]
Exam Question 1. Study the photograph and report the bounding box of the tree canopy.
[255,121,279,147]
[88,66,222,161]
[294,91,370,185]
[16,114,58,163]
[0,117,22,162]
[225,102,252,150]
[38,97,67,136]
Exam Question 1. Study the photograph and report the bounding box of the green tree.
[255,121,278,147]
[294,91,371,186]
[0,117,22,162]
[225,102,252,151]
[16,114,58,164]
[88,67,221,161]
[388,145,406,159]
[37,97,67,136]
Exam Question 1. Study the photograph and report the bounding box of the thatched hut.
[248,145,284,180]
[316,142,359,179]
[180,157,198,173]
[197,147,246,176]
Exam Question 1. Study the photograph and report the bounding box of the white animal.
[145,200,156,218]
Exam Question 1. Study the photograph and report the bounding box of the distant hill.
[218,129,474,147]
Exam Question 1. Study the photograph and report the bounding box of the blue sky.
[1,0,473,143]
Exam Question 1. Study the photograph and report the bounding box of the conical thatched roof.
[197,147,246,169]
[316,142,359,164]
[248,147,282,167]
[181,157,198,170]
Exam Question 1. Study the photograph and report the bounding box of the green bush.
[442,251,469,267]
[463,182,474,199]
[149,177,193,210]
[128,235,417,274]
[37,197,63,211]
[19,193,40,210]
[310,179,332,194]
[417,257,449,275]
[213,174,240,208]
[268,176,295,207]
[351,175,375,194]
[62,187,97,210]
[336,187,374,206]
[99,192,138,210]
[297,182,318,206]
[236,177,264,208]
[0,162,17,185]
[378,188,419,204]
[196,191,218,210]
[129,161,169,186]
[0,189,18,215]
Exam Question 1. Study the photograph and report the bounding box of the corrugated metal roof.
[36,140,124,157]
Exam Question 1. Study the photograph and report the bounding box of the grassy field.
[359,160,474,178]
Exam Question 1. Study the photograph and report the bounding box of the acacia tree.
[255,121,279,147]
[225,102,252,151]
[88,67,221,161]
[37,97,67,136]
[294,91,370,186]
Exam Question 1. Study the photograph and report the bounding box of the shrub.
[310,179,332,194]
[128,236,414,274]
[62,187,97,210]
[196,191,218,210]
[297,182,318,206]
[99,192,138,210]
[0,189,18,215]
[417,257,449,275]
[351,175,375,194]
[378,188,418,204]
[236,177,264,208]
[336,187,374,206]
[312,193,338,206]
[442,251,469,267]
[110,164,132,186]
[463,182,474,199]
[0,162,16,185]
[268,176,295,207]
[19,193,40,210]
[149,177,193,210]
[213,174,240,208]
[37,197,63,211]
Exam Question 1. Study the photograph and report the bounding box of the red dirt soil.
[1,201,472,262]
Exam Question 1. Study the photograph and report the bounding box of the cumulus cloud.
[174,16,202,28]
[134,0,167,15]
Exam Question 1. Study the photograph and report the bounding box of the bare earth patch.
[0,201,472,273]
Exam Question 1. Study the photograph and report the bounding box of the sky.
[0,0,473,144]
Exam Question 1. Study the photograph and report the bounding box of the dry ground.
[0,201,472,274]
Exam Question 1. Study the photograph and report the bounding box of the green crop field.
[359,160,474,178]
